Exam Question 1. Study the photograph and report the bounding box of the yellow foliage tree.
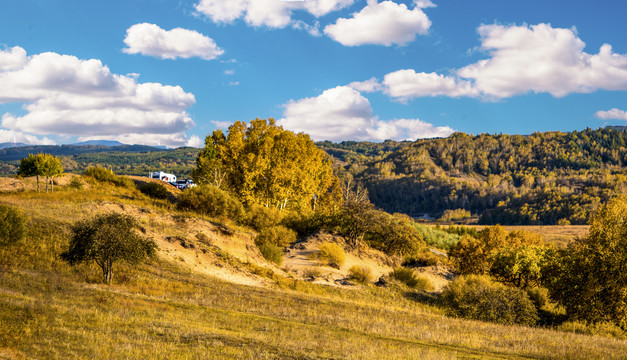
[193,118,338,211]
[545,197,627,327]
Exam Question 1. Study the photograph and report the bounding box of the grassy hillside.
[1,176,625,359]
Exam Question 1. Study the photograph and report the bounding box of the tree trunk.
[50,177,54,193]
[101,260,113,285]
[36,175,40,192]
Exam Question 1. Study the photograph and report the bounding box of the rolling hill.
[0,174,624,359]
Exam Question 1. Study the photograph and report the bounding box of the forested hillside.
[320,127,627,225]
[0,146,198,177]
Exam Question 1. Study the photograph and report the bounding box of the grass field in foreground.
[0,182,625,359]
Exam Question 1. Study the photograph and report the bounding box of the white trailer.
[149,171,177,183]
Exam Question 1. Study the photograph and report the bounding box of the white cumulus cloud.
[0,46,199,147]
[324,0,432,46]
[383,70,478,99]
[0,46,27,71]
[278,86,454,141]
[381,23,627,100]
[195,0,354,30]
[595,108,627,121]
[347,77,383,93]
[123,23,224,60]
[0,128,55,145]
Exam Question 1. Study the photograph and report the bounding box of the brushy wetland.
[1,175,626,360]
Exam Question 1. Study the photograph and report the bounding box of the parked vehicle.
[148,171,177,183]
[173,179,195,189]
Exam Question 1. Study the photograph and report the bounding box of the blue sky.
[1,0,627,147]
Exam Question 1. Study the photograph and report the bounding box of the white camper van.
[149,171,177,183]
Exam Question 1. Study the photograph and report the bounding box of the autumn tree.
[449,225,546,280]
[17,153,64,192]
[61,213,156,284]
[544,198,627,327]
[36,154,64,192]
[193,118,338,211]
[449,225,508,274]
[17,154,40,192]
[489,245,547,289]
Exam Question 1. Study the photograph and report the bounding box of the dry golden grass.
[463,225,589,247]
[0,178,625,359]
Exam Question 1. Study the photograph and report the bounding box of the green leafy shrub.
[0,203,27,246]
[258,242,284,266]
[329,203,425,256]
[256,225,297,247]
[246,204,283,231]
[441,275,539,326]
[349,265,373,284]
[138,182,169,200]
[177,185,245,221]
[318,242,345,268]
[84,167,135,188]
[390,267,419,287]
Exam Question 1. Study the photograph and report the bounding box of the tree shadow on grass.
[403,290,445,308]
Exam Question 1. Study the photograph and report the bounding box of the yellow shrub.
[349,265,373,284]
[318,242,345,268]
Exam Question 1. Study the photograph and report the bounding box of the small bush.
[527,287,549,310]
[258,242,284,266]
[413,275,436,291]
[0,203,27,246]
[403,251,442,267]
[67,176,84,190]
[256,225,297,247]
[84,167,135,188]
[195,232,211,246]
[438,208,471,222]
[303,267,321,280]
[558,321,626,339]
[391,267,420,287]
[349,265,373,284]
[281,211,326,238]
[246,204,283,231]
[177,185,245,221]
[442,275,539,326]
[318,242,345,268]
[138,182,169,200]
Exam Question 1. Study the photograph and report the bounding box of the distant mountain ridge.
[0,142,31,150]
[72,140,125,146]
[0,144,170,161]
